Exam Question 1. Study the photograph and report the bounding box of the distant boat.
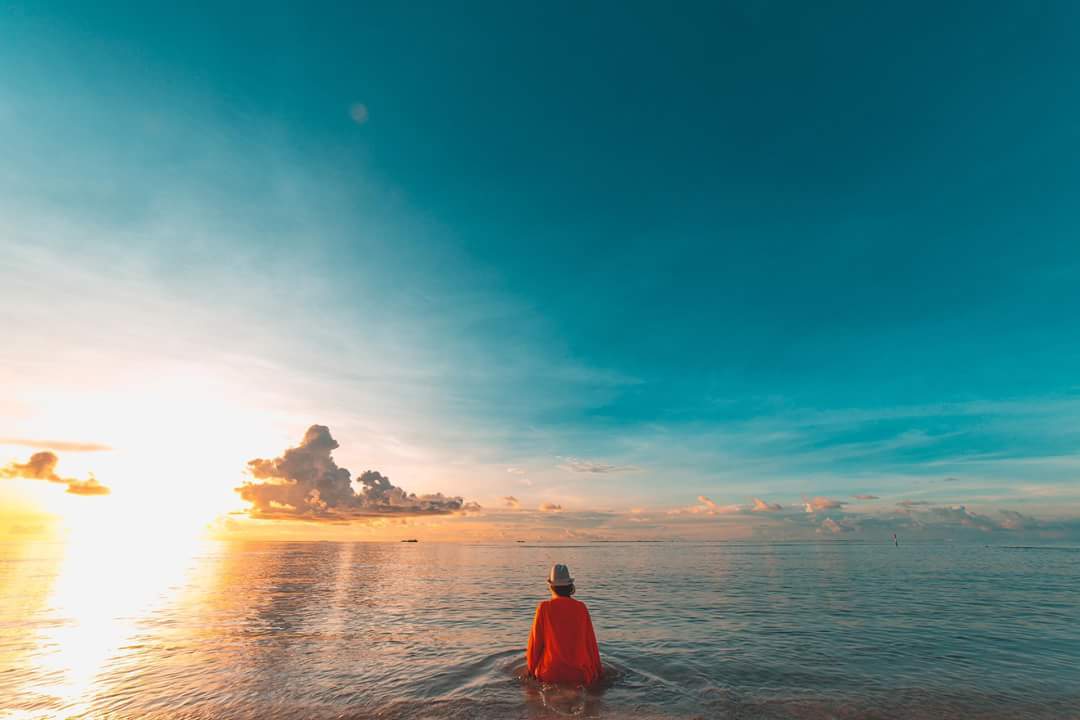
[401,539,418,543]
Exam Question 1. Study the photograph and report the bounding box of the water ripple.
[0,540,1077,718]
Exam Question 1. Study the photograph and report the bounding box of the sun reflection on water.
[1,525,211,719]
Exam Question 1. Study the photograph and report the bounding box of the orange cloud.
[751,497,782,512]
[1,451,110,496]
[803,496,847,513]
[0,438,111,452]
[1,451,67,483]
[66,477,111,496]
[668,496,742,516]
[237,425,470,521]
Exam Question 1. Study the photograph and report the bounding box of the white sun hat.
[547,563,574,587]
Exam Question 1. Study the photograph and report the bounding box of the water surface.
[1,539,1077,718]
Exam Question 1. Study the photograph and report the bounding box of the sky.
[2,1,1079,542]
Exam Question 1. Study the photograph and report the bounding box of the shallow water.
[1,539,1077,719]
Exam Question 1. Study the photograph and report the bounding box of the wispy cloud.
[557,457,640,474]
[0,438,111,452]
[852,494,879,500]
[503,496,521,509]
[538,502,562,512]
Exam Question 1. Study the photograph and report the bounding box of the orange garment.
[526,596,602,685]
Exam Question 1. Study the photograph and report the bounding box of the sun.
[4,363,285,538]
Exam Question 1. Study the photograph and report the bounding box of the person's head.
[547,563,576,597]
[551,583,575,597]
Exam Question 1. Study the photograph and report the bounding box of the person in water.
[526,563,603,685]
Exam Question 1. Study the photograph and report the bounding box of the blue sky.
[2,2,1079,539]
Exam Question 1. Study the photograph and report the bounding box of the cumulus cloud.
[803,496,847,513]
[557,457,640,474]
[1,451,110,496]
[236,425,468,521]
[538,502,563,512]
[503,496,521,509]
[0,438,111,452]
[751,497,782,512]
[853,494,879,500]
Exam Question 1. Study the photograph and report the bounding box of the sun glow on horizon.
[1,363,295,537]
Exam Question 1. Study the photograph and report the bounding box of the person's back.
[526,564,602,685]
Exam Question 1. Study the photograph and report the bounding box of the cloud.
[0,438,111,452]
[1,451,68,483]
[538,502,563,512]
[349,103,369,125]
[503,496,521,509]
[897,500,931,507]
[1,451,110,496]
[853,494,879,500]
[803,496,847,513]
[557,457,640,474]
[668,496,743,516]
[751,497,782,512]
[66,477,110,496]
[237,425,468,521]
[507,467,532,486]
[927,505,998,532]
[698,495,720,511]
[820,517,854,534]
[998,509,1036,530]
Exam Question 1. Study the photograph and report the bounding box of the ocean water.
[1,538,1077,719]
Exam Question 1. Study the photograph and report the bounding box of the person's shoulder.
[572,598,593,614]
